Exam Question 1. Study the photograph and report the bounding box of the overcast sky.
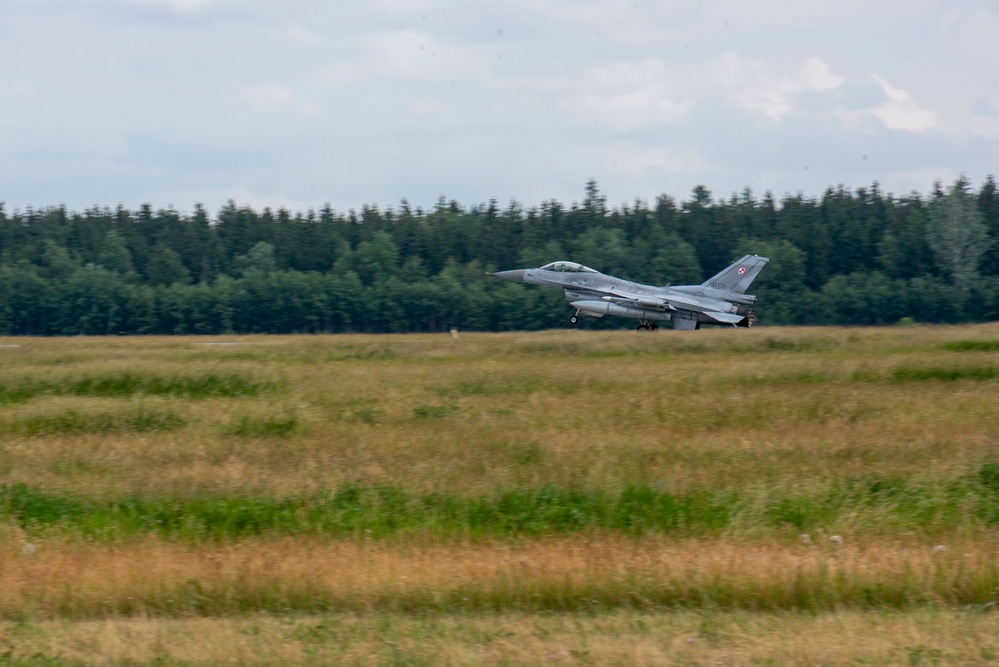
[2,0,998,216]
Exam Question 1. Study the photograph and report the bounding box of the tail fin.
[701,254,769,294]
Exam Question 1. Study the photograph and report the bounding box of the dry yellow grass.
[1,534,997,618]
[2,609,998,665]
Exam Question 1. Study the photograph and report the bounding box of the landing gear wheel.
[637,324,648,331]
[570,316,579,325]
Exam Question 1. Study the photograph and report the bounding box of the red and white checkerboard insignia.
[737,267,746,275]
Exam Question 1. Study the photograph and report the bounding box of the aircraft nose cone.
[493,269,527,283]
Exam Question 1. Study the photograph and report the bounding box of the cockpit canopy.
[539,261,598,273]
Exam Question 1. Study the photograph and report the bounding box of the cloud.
[708,53,844,121]
[0,79,34,98]
[239,81,321,116]
[869,74,937,133]
[567,59,695,131]
[950,8,999,69]
[125,0,219,16]
[1,0,997,214]
[602,142,710,178]
[799,57,845,93]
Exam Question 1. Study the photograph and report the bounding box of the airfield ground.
[1,325,998,665]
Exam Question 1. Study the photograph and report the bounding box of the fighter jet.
[493,254,769,330]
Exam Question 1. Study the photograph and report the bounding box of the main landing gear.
[636,320,659,331]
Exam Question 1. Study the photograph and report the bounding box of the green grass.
[4,465,999,540]
[0,369,280,405]
[888,364,999,382]
[412,404,457,419]
[942,339,999,352]
[5,403,186,436]
[221,412,304,438]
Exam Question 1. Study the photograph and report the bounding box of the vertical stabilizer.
[701,254,769,294]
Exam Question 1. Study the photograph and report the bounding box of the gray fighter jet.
[493,254,769,330]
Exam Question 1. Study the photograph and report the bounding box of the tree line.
[1,177,997,335]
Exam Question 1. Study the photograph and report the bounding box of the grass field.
[1,325,999,664]
[4,609,999,666]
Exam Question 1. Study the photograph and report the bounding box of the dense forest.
[1,177,998,334]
